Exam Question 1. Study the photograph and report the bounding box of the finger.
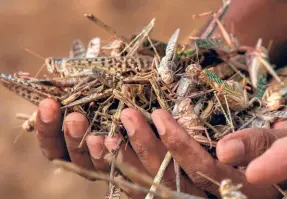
[152,109,278,198]
[86,135,109,172]
[272,119,287,129]
[63,112,94,170]
[216,128,287,166]
[121,108,206,197]
[246,136,287,184]
[120,108,167,175]
[36,98,67,160]
[105,134,149,185]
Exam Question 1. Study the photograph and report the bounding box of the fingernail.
[86,135,105,159]
[64,121,85,138]
[218,139,245,163]
[104,135,121,152]
[121,115,135,136]
[38,104,55,123]
[152,113,167,135]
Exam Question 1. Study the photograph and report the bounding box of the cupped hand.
[35,98,285,198]
[36,98,109,174]
[35,99,206,198]
[217,121,287,185]
[118,108,282,199]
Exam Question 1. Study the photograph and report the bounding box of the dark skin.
[35,0,287,198]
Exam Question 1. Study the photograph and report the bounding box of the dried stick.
[126,18,156,57]
[52,160,203,199]
[273,184,287,198]
[145,152,173,199]
[108,155,204,199]
[199,0,231,39]
[84,13,128,41]
[113,89,152,121]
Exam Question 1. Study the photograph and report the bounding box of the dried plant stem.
[108,100,124,136]
[53,160,203,199]
[227,60,251,84]
[52,160,159,197]
[113,89,151,121]
[214,92,232,127]
[258,56,283,85]
[145,152,173,199]
[149,77,169,110]
[196,172,220,186]
[16,113,31,120]
[223,94,234,131]
[174,160,181,192]
[147,36,161,61]
[84,13,127,41]
[273,184,287,198]
[199,118,220,136]
[106,154,171,193]
[238,115,257,130]
[124,18,155,56]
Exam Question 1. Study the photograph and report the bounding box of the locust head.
[185,64,202,83]
[45,57,65,74]
[86,37,101,58]
[219,179,233,196]
[45,57,57,74]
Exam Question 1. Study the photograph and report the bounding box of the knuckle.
[185,159,216,190]
[252,130,275,155]
[164,130,183,151]
[133,143,149,161]
[67,143,88,154]
[192,173,214,190]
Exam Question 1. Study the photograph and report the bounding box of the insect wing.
[69,40,86,58]
[165,28,180,60]
[86,37,101,58]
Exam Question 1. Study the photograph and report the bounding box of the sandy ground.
[0,1,221,198]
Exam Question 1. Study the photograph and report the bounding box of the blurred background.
[0,1,221,198]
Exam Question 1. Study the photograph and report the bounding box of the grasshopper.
[250,110,287,129]
[263,86,287,111]
[201,69,260,111]
[157,29,180,85]
[101,39,124,57]
[45,56,153,77]
[173,98,216,147]
[0,73,66,105]
[219,179,247,199]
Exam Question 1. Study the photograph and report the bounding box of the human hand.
[117,108,282,198]
[35,98,285,198]
[35,99,206,198]
[217,121,287,185]
[36,98,109,175]
[222,0,287,66]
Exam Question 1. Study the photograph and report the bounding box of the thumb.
[246,136,287,184]
[216,128,287,166]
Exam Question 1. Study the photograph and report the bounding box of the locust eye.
[45,57,55,73]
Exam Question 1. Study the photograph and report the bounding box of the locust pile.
[1,5,287,199]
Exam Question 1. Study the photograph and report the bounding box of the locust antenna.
[24,48,46,77]
[25,48,45,60]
